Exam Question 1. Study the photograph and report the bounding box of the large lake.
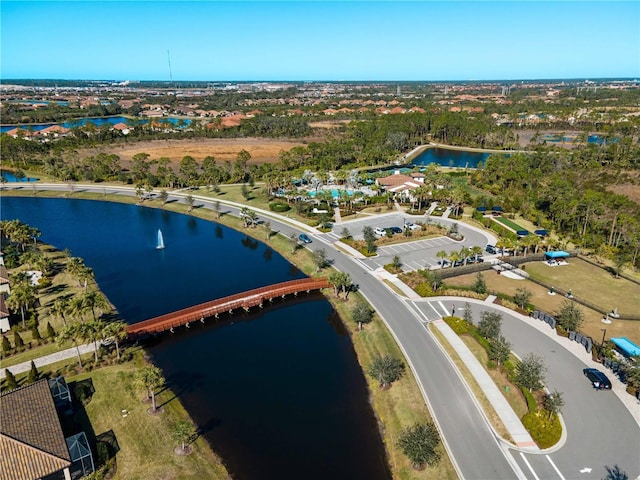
[2,197,391,480]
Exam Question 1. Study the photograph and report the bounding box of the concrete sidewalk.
[0,343,98,379]
[431,318,540,452]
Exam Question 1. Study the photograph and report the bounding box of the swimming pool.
[307,189,357,198]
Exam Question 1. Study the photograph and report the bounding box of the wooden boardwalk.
[126,278,330,335]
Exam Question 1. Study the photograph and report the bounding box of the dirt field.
[80,137,307,168]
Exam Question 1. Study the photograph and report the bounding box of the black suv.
[583,368,612,390]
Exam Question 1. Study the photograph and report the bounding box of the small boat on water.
[156,229,165,250]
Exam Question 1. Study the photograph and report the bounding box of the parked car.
[389,226,403,234]
[583,368,612,390]
[298,233,312,244]
[374,227,386,237]
[405,222,422,231]
[485,245,497,254]
[436,259,451,267]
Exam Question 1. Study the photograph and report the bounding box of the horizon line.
[2,77,639,84]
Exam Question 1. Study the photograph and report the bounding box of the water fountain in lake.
[156,229,165,250]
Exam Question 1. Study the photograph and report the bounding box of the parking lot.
[321,213,495,272]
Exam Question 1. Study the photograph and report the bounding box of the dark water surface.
[2,197,391,480]
[411,147,491,168]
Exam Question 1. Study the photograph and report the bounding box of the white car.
[374,227,386,237]
[405,222,422,231]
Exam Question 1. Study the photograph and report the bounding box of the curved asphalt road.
[6,184,638,480]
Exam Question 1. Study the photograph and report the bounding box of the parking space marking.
[519,453,540,480]
[545,456,565,480]
[408,261,424,271]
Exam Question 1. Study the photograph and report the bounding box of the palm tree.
[436,250,448,269]
[68,296,89,323]
[57,323,84,369]
[135,365,165,413]
[103,320,128,360]
[6,278,36,328]
[470,246,483,262]
[448,250,461,268]
[459,246,471,265]
[76,320,107,363]
[49,297,69,326]
[81,290,108,321]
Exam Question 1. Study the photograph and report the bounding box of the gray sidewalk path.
[0,343,98,379]
[374,267,422,299]
[431,318,540,451]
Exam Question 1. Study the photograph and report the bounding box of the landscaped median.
[431,314,563,450]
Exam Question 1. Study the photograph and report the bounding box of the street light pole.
[601,328,607,346]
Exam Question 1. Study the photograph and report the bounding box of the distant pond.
[0,116,191,133]
[410,147,492,168]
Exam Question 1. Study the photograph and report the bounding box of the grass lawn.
[525,258,640,317]
[444,268,640,345]
[333,293,457,480]
[73,360,229,480]
[493,216,527,233]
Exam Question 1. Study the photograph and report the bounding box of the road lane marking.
[406,301,431,323]
[519,452,540,480]
[438,300,450,316]
[546,455,566,480]
[428,302,442,318]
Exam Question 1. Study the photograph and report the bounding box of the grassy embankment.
[4,184,458,479]
[444,260,640,345]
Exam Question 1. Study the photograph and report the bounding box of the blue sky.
[1,1,638,81]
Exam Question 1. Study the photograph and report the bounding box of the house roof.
[0,265,8,283]
[376,173,424,192]
[0,379,71,480]
[40,125,70,135]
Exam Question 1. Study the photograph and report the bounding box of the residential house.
[0,378,95,480]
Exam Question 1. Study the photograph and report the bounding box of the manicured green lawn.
[74,360,229,480]
[493,216,527,233]
[525,258,640,317]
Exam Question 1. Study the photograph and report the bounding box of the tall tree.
[368,355,405,389]
[57,323,84,369]
[103,320,128,360]
[4,369,18,390]
[489,335,511,369]
[555,300,584,331]
[362,226,377,254]
[351,302,374,331]
[543,390,565,420]
[173,420,197,455]
[478,311,502,340]
[397,422,441,470]
[135,365,165,413]
[515,353,547,392]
